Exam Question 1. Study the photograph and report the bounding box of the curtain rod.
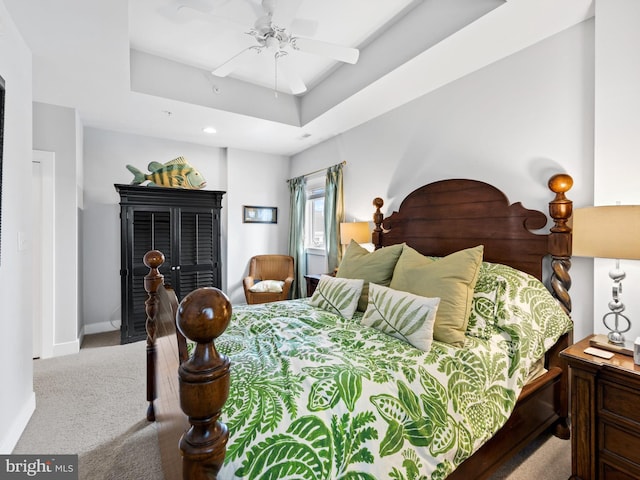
[287,160,346,182]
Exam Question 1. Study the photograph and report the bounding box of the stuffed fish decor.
[126,157,206,189]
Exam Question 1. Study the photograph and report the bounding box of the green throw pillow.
[389,245,484,346]
[336,241,405,311]
[361,283,440,352]
[308,275,364,319]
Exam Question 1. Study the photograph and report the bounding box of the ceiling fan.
[199,0,360,95]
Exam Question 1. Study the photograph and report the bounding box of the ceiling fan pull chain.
[274,52,279,98]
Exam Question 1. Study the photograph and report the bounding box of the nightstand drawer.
[600,380,640,427]
[601,422,640,464]
[601,461,640,480]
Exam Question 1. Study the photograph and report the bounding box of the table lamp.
[572,205,640,352]
[340,221,371,251]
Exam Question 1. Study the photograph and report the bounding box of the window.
[305,177,325,250]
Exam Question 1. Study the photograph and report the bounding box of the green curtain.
[288,175,307,299]
[324,163,345,273]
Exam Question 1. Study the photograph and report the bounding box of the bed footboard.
[176,287,232,479]
[144,251,163,422]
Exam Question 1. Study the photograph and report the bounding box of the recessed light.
[203,126,217,134]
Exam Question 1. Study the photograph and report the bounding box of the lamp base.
[589,334,634,357]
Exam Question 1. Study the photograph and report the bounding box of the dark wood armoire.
[115,184,225,344]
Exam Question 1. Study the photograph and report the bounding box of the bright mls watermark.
[0,455,77,479]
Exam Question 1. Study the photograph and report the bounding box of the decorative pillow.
[249,279,285,293]
[361,283,440,352]
[336,241,404,311]
[389,245,484,347]
[308,275,364,319]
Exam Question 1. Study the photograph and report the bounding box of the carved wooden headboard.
[371,174,573,314]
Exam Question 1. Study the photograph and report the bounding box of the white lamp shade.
[572,205,640,260]
[340,222,370,246]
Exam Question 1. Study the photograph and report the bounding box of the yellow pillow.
[336,241,405,311]
[389,245,484,346]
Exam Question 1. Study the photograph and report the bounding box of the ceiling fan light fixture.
[265,36,280,51]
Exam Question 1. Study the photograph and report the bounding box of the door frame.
[32,150,55,359]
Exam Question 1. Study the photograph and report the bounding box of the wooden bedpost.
[176,287,232,480]
[143,250,165,422]
[372,197,384,250]
[546,173,573,441]
[547,173,574,316]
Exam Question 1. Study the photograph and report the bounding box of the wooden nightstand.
[304,274,322,297]
[560,335,640,479]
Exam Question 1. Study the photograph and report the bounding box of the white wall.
[293,20,595,342]
[0,0,35,453]
[226,148,290,304]
[81,132,290,322]
[82,127,229,333]
[33,102,81,356]
[592,0,640,344]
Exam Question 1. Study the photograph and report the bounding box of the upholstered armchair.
[243,255,295,305]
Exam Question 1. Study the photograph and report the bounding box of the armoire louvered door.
[177,208,219,295]
[116,185,225,344]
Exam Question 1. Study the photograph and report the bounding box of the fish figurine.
[126,157,206,189]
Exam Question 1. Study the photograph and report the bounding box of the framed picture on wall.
[243,206,277,224]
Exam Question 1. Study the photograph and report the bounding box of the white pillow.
[361,283,440,352]
[308,275,364,319]
[249,280,285,293]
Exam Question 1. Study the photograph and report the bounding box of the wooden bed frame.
[144,174,574,480]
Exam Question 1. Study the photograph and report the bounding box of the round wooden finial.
[548,174,573,194]
[373,197,384,209]
[177,287,232,343]
[143,250,165,269]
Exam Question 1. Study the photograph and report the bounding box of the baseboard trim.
[83,321,120,336]
[52,339,80,357]
[0,392,36,453]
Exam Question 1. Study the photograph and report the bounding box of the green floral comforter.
[216,272,572,479]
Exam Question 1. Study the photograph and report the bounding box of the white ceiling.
[130,0,418,94]
[4,0,594,156]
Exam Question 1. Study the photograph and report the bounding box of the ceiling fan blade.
[277,57,307,95]
[269,0,303,28]
[261,0,277,16]
[211,47,257,77]
[241,0,264,18]
[292,37,360,64]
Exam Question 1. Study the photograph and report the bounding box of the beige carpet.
[13,332,164,480]
[13,331,570,479]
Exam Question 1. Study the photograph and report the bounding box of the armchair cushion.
[249,280,285,293]
[243,255,295,305]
